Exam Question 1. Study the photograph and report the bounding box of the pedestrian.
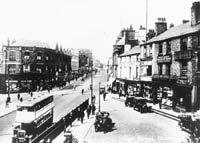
[81,89,84,95]
[86,105,92,119]
[20,97,23,102]
[92,95,96,104]
[103,92,106,101]
[73,84,76,90]
[91,104,96,115]
[30,92,33,97]
[80,110,85,124]
[119,88,122,99]
[77,108,81,121]
[69,112,73,127]
[48,86,50,93]
[159,98,162,109]
[17,93,20,101]
[5,98,9,108]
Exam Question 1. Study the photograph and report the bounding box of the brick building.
[0,40,71,93]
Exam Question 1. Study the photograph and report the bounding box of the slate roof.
[146,22,200,44]
[120,45,140,57]
[11,39,50,48]
[116,36,125,46]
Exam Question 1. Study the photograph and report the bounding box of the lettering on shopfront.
[157,55,172,63]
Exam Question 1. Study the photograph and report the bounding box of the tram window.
[34,96,53,111]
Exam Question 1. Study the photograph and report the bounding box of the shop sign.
[140,61,152,66]
[157,55,172,63]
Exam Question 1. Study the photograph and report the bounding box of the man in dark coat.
[86,105,92,119]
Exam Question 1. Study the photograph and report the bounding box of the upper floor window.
[147,65,152,76]
[166,64,171,76]
[181,61,187,77]
[149,45,153,57]
[181,37,187,51]
[129,56,131,62]
[144,46,147,58]
[158,64,162,75]
[136,55,139,61]
[159,43,163,54]
[37,53,42,60]
[166,41,171,54]
[9,51,16,61]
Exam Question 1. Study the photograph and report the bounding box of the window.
[166,41,171,54]
[9,51,16,61]
[143,46,147,58]
[181,37,187,51]
[136,67,139,78]
[181,61,187,77]
[136,55,139,61]
[24,52,30,61]
[129,67,131,79]
[166,64,171,76]
[37,53,42,60]
[120,67,122,78]
[129,56,131,62]
[149,45,152,57]
[23,65,30,72]
[147,65,152,76]
[158,64,162,75]
[159,43,163,54]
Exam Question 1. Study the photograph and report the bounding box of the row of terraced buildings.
[110,1,200,112]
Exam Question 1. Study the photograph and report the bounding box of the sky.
[0,0,197,63]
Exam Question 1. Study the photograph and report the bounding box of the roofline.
[119,52,140,57]
[141,29,200,46]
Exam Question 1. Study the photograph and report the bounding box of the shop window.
[166,41,171,54]
[198,53,200,71]
[147,65,152,76]
[159,43,163,54]
[180,37,187,51]
[9,51,16,61]
[198,32,200,46]
[158,64,162,75]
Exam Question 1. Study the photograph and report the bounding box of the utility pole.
[146,0,148,42]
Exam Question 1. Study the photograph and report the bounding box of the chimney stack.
[191,1,200,26]
[155,17,167,36]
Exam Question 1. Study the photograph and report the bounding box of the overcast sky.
[0,0,197,63]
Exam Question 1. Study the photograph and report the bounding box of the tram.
[12,94,54,143]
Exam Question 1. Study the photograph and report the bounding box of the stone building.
[141,2,200,112]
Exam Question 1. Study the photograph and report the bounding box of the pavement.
[52,92,184,143]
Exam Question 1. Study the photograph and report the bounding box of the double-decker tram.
[12,95,54,143]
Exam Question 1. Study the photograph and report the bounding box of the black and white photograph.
[0,0,199,142]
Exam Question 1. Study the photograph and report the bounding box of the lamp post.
[99,82,101,112]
